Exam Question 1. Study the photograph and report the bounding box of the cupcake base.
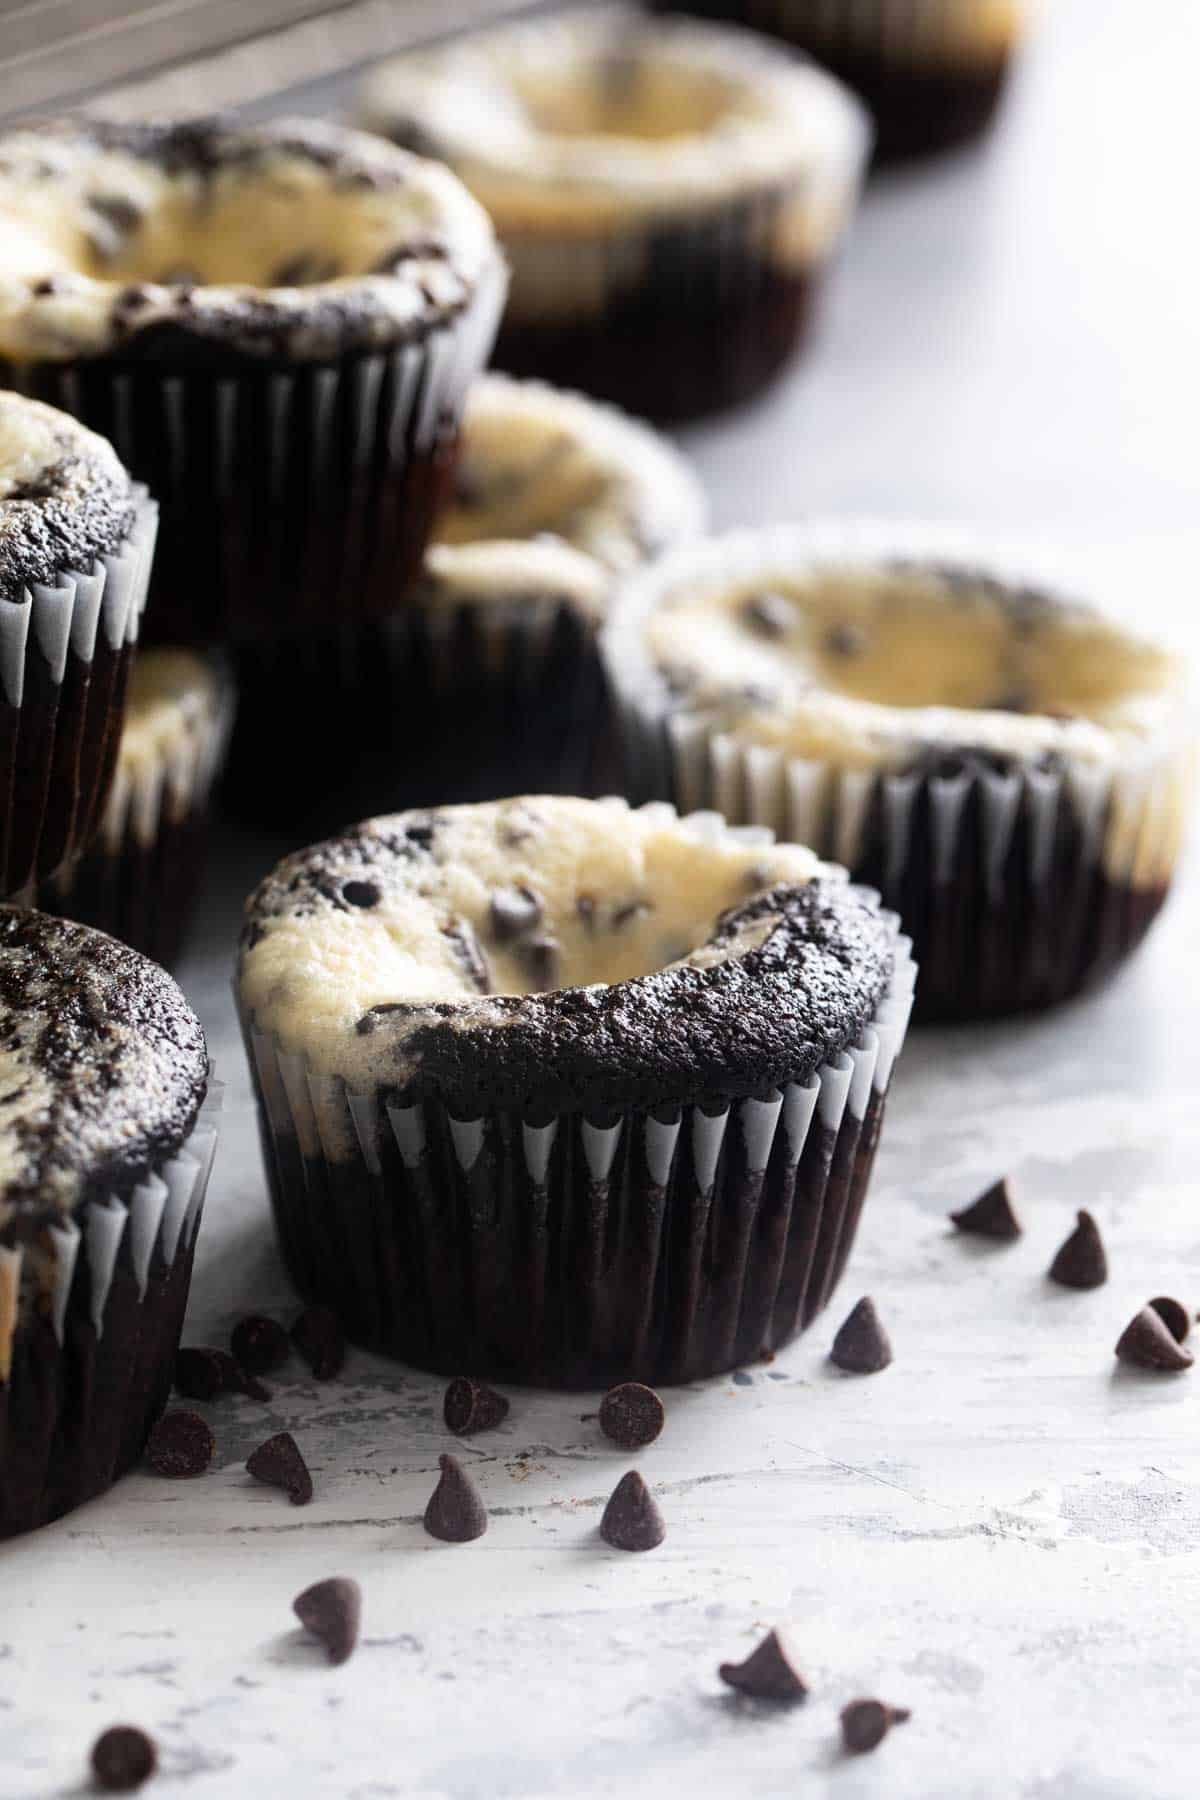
[803,52,1012,162]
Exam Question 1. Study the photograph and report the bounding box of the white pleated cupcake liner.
[0,486,158,899]
[239,807,915,1386]
[0,1078,221,1538]
[2,257,507,648]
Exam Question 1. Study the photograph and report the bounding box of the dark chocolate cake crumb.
[293,1577,362,1666]
[1148,1297,1191,1344]
[599,1470,665,1552]
[90,1724,158,1791]
[489,886,543,941]
[825,622,869,658]
[231,1314,291,1376]
[830,1296,893,1375]
[424,1454,488,1542]
[291,1305,346,1380]
[443,1377,510,1437]
[246,1431,314,1505]
[145,1410,214,1479]
[951,1178,1022,1241]
[840,1698,911,1755]
[1115,1308,1195,1373]
[718,1630,807,1702]
[1048,1210,1108,1290]
[742,592,795,639]
[442,920,492,993]
[598,1382,665,1450]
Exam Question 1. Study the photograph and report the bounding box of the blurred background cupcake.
[362,10,870,421]
[0,116,505,647]
[649,0,1030,161]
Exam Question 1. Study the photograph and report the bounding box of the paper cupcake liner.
[612,692,1190,1023]
[42,658,235,966]
[1,261,506,648]
[240,841,914,1388]
[0,488,158,901]
[0,1079,221,1539]
[658,0,1024,159]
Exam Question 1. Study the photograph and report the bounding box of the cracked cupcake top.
[238,795,896,1113]
[0,115,499,363]
[0,909,208,1232]
[0,392,136,604]
[608,525,1187,773]
[361,10,869,233]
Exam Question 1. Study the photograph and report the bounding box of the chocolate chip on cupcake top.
[613,527,1185,774]
[0,909,208,1233]
[361,10,868,234]
[0,392,136,604]
[0,116,498,363]
[238,795,896,1115]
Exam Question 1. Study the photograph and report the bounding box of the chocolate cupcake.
[604,524,1192,1022]
[42,648,233,965]
[238,795,913,1386]
[0,392,156,900]
[0,116,505,646]
[652,0,1027,161]
[361,13,869,421]
[0,909,217,1537]
[227,374,705,827]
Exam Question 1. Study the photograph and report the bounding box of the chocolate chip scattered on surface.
[1048,1209,1108,1289]
[174,1346,229,1402]
[443,1377,510,1437]
[951,1178,1022,1241]
[599,1470,665,1552]
[423,1453,488,1542]
[246,1431,314,1505]
[90,1724,158,1791]
[840,1698,911,1755]
[598,1381,665,1450]
[1148,1296,1191,1344]
[231,1314,291,1376]
[1115,1307,1195,1373]
[293,1577,362,1666]
[718,1630,808,1702]
[830,1296,893,1374]
[145,1410,215,1479]
[291,1304,346,1380]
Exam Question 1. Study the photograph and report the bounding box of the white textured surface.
[6,0,1200,1794]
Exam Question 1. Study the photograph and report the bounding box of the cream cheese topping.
[116,648,221,778]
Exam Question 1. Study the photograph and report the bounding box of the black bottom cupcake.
[0,912,216,1537]
[238,797,913,1386]
[816,53,1011,162]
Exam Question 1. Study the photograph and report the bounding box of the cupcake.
[41,648,234,966]
[0,116,505,646]
[227,374,705,828]
[604,524,1192,1022]
[238,795,914,1387]
[0,910,218,1537]
[0,391,156,901]
[361,12,869,421]
[652,0,1027,161]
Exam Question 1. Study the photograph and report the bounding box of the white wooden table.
[6,1,1200,1792]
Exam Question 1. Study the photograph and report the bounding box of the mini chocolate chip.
[576,894,597,930]
[272,253,338,286]
[91,1724,158,1791]
[443,1376,510,1436]
[293,1576,362,1665]
[1149,1296,1191,1343]
[89,193,142,234]
[825,622,868,658]
[830,1296,893,1374]
[291,1304,345,1380]
[599,1470,665,1552]
[489,885,543,941]
[1115,1307,1195,1373]
[424,1453,488,1542]
[357,1000,411,1034]
[174,1346,229,1402]
[145,1409,215,1478]
[247,1431,314,1504]
[519,936,560,992]
[719,1630,808,1702]
[612,899,651,929]
[598,1382,665,1450]
[231,1314,291,1376]
[342,879,381,909]
[742,592,796,638]
[1048,1210,1108,1290]
[443,920,492,993]
[950,1178,1022,1241]
[32,275,65,297]
[840,1698,911,1754]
